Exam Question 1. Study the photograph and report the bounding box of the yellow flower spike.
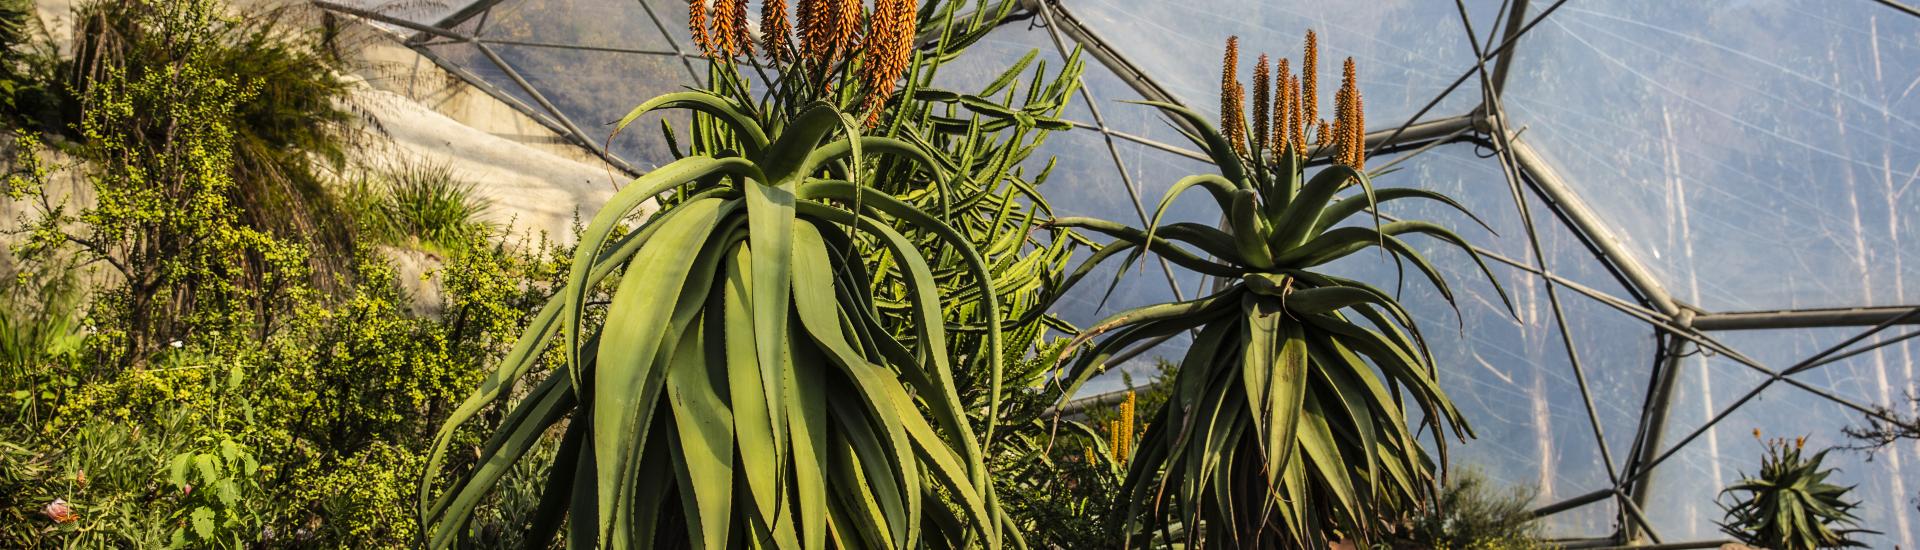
[830,0,861,61]
[798,0,832,68]
[1118,391,1137,461]
[1288,70,1305,152]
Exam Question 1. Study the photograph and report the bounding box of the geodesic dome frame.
[316,0,1920,546]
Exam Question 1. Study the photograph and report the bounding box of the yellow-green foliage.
[7,0,310,367]
[291,441,425,547]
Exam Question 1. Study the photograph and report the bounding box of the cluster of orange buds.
[861,0,918,125]
[691,0,919,126]
[1218,30,1367,170]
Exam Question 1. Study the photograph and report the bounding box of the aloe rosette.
[1046,36,1510,547]
[418,94,1013,550]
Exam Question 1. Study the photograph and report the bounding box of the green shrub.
[7,358,269,549]
[1387,469,1556,550]
[8,0,311,367]
[0,0,31,108]
[0,254,87,426]
[65,0,359,289]
[348,161,495,254]
[289,441,424,548]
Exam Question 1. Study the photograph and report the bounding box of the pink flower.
[42,498,75,524]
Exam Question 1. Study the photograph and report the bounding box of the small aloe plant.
[1718,434,1874,550]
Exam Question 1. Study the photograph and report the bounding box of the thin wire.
[1368,0,1574,159]
[1032,3,1188,304]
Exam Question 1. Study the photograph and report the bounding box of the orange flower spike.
[761,0,790,61]
[1302,30,1319,137]
[862,0,917,126]
[1252,54,1271,155]
[1273,58,1290,157]
[1288,71,1305,152]
[689,0,714,58]
[712,0,750,58]
[1332,85,1351,167]
[798,0,830,65]
[1220,37,1247,156]
[1334,57,1361,167]
[1351,79,1365,169]
[1316,119,1332,148]
[832,0,861,59]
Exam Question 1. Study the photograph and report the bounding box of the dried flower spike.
[862,0,917,125]
[1302,30,1319,137]
[1272,58,1290,157]
[42,498,75,524]
[1252,54,1271,155]
[762,0,791,61]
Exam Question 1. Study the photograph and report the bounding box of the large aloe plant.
[1046,34,1508,547]
[420,95,1008,549]
[1718,436,1874,549]
[420,1,1081,547]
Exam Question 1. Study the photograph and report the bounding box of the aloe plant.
[1719,437,1874,549]
[418,1,1084,547]
[418,93,1014,548]
[1045,35,1508,547]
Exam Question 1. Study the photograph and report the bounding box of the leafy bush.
[66,0,359,288]
[9,0,310,367]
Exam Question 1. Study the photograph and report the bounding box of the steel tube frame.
[1625,310,1692,542]
[312,1,639,174]
[1693,305,1920,331]
[1506,139,1679,316]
